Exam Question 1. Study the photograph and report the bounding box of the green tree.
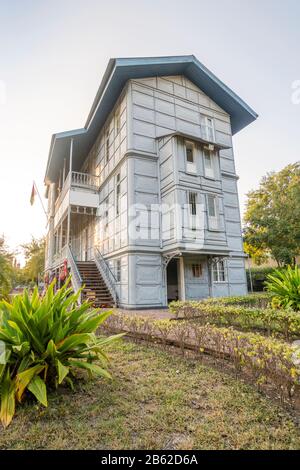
[243,241,268,266]
[22,237,45,283]
[0,237,13,299]
[244,163,300,267]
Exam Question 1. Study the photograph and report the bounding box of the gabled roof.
[45,55,258,183]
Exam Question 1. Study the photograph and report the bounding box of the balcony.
[71,171,99,190]
[54,171,99,226]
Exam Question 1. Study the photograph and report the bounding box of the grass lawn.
[0,340,299,450]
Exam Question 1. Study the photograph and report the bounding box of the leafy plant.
[265,265,300,311]
[0,278,123,427]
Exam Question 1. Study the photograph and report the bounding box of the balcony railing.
[71,171,99,190]
[55,171,100,211]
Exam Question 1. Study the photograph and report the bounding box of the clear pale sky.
[1,0,300,263]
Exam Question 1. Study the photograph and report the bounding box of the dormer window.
[185,141,196,173]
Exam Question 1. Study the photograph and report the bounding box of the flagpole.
[33,181,47,218]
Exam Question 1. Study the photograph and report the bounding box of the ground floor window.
[212,259,227,282]
[192,263,202,278]
[116,259,121,282]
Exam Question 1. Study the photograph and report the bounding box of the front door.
[167,259,179,302]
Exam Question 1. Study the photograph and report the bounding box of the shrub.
[265,265,300,312]
[199,293,271,309]
[103,313,300,399]
[169,301,300,340]
[0,279,123,427]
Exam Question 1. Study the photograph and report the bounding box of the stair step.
[75,260,114,307]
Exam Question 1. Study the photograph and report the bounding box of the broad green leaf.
[28,375,48,407]
[56,359,69,384]
[57,333,91,353]
[0,370,15,428]
[68,360,111,379]
[15,365,45,402]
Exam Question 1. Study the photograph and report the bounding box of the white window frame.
[212,260,227,283]
[203,148,215,179]
[116,259,121,282]
[105,129,110,164]
[201,116,215,142]
[188,191,197,230]
[185,141,197,174]
[115,173,121,216]
[192,263,203,278]
[115,111,121,135]
[207,194,219,230]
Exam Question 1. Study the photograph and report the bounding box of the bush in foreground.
[103,313,300,401]
[199,293,271,309]
[266,265,300,311]
[169,301,300,340]
[0,279,123,427]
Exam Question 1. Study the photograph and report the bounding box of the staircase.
[76,261,114,308]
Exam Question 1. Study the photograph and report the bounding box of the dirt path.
[116,308,172,320]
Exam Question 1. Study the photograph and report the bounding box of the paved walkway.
[116,308,172,320]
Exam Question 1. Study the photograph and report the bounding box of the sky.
[0,0,300,263]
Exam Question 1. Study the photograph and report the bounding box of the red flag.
[30,183,36,206]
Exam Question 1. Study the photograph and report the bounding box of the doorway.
[81,228,88,261]
[167,259,179,302]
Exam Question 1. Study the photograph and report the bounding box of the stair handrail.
[67,245,82,303]
[94,247,118,307]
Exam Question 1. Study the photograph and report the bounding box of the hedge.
[199,293,271,309]
[169,301,300,341]
[102,313,300,400]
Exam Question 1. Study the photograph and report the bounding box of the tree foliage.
[21,237,45,283]
[244,163,300,266]
[0,237,13,299]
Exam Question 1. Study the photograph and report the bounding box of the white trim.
[185,140,197,174]
[179,257,186,301]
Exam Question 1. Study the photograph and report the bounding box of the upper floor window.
[212,259,226,283]
[204,149,214,178]
[207,194,219,230]
[185,141,196,173]
[201,116,215,142]
[105,129,110,164]
[188,191,197,230]
[115,111,121,135]
[116,173,121,216]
